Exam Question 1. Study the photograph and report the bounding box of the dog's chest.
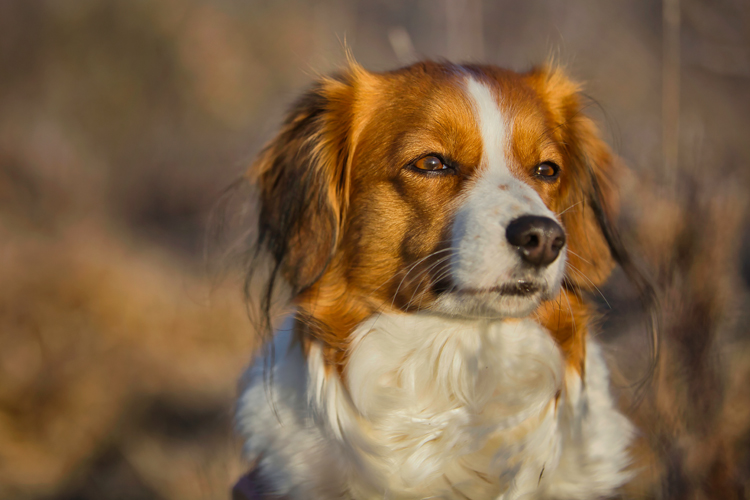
[337,315,567,498]
[237,314,633,500]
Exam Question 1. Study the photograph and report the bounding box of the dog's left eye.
[414,155,448,171]
[533,162,560,181]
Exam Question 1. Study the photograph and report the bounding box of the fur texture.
[238,314,633,499]
[236,61,636,499]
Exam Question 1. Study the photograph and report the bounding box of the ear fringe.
[531,64,662,397]
[589,170,661,399]
[534,63,583,126]
[344,46,365,77]
[238,70,360,352]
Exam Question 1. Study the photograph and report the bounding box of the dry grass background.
[1,1,749,499]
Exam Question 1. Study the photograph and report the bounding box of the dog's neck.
[316,313,566,499]
[536,289,592,375]
[295,284,592,376]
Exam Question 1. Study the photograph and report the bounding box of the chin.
[433,282,557,319]
[234,60,635,500]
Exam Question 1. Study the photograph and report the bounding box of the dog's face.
[253,62,617,344]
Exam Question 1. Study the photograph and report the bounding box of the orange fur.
[527,67,619,287]
[536,289,594,374]
[251,61,620,373]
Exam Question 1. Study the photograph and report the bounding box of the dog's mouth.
[495,279,541,296]
[458,279,543,298]
[433,278,556,318]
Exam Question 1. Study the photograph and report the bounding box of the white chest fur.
[236,314,633,499]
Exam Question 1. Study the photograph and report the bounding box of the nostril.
[551,235,565,252]
[525,234,540,248]
[506,216,566,267]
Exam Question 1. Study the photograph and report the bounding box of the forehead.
[356,63,556,170]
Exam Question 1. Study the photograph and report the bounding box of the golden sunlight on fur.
[250,61,617,370]
[236,60,640,499]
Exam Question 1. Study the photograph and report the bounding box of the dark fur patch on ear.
[589,169,660,396]
[238,72,356,342]
[257,90,336,292]
[253,74,354,293]
[565,91,660,390]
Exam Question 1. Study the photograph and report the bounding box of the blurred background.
[1,0,749,499]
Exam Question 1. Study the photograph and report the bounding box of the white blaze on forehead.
[440,75,565,317]
[465,77,511,176]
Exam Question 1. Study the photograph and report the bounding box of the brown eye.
[534,162,560,181]
[414,155,447,171]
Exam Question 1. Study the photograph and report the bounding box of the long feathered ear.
[251,71,357,294]
[531,66,620,288]
[532,66,661,386]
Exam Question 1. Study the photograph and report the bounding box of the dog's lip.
[457,279,543,297]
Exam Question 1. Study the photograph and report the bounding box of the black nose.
[505,216,566,267]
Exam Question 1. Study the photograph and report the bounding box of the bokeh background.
[1,1,749,499]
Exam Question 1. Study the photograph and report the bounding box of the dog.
[235,60,636,500]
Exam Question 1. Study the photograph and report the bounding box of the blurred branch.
[663,0,681,189]
[680,0,750,78]
[683,39,750,77]
[388,27,417,65]
[444,0,484,61]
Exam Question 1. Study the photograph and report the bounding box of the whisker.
[567,263,611,309]
[563,275,583,300]
[566,248,592,265]
[556,201,583,217]
[414,264,454,311]
[561,288,576,334]
[405,258,453,310]
[390,248,455,309]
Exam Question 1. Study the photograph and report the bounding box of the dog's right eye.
[414,155,447,171]
[533,162,560,182]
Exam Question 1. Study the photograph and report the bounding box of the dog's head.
[251,61,619,352]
